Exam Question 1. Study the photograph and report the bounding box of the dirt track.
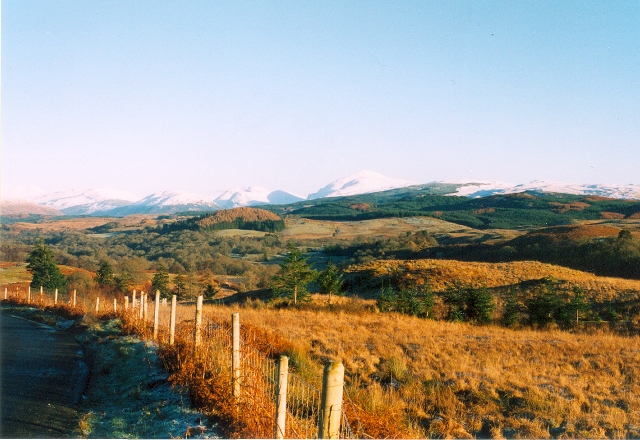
[0,311,87,438]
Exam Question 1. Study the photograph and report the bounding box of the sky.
[2,1,639,200]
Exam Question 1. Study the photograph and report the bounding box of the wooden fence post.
[232,312,241,399]
[132,290,137,309]
[153,290,160,340]
[169,295,177,345]
[95,297,100,314]
[318,361,345,439]
[73,290,77,308]
[194,295,203,348]
[139,292,145,320]
[275,355,289,439]
[125,296,129,311]
[4,287,7,300]
[40,286,43,303]
[113,298,117,313]
[27,286,31,304]
[54,289,58,305]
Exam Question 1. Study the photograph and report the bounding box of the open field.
[162,300,640,438]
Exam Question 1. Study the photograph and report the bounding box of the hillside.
[157,207,286,234]
[1,200,64,216]
[345,258,640,302]
[268,191,640,230]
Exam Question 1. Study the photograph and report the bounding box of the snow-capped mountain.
[106,191,219,215]
[214,187,304,209]
[1,199,64,216]
[447,180,640,200]
[8,172,640,217]
[307,170,415,200]
[28,189,139,215]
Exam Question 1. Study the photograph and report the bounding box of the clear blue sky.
[2,1,639,199]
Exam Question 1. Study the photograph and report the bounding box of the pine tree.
[466,286,495,324]
[502,287,521,327]
[270,243,317,304]
[318,260,344,304]
[95,260,115,287]
[151,264,170,298]
[26,239,66,291]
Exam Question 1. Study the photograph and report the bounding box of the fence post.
[170,295,177,345]
[27,286,31,304]
[139,292,145,320]
[153,290,160,340]
[275,355,289,439]
[125,296,129,311]
[40,286,43,303]
[132,290,137,309]
[318,361,345,439]
[143,293,149,320]
[194,295,203,348]
[4,287,6,300]
[95,297,100,314]
[113,298,117,313]
[73,290,77,308]
[232,312,241,399]
[54,289,58,305]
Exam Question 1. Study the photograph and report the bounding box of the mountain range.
[2,170,640,216]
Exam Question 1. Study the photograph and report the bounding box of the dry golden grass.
[346,258,640,302]
[190,302,640,439]
[6,285,638,438]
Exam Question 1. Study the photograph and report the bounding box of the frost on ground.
[76,318,220,439]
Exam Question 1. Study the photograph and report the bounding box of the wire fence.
[201,317,363,439]
[1,287,366,438]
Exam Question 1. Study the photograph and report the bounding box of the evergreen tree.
[443,283,494,323]
[151,264,170,298]
[26,239,66,291]
[443,282,468,322]
[466,286,495,324]
[95,260,115,287]
[556,286,590,329]
[203,283,218,300]
[270,243,317,304]
[377,284,434,318]
[526,278,563,326]
[172,273,186,299]
[501,287,521,327]
[318,260,344,304]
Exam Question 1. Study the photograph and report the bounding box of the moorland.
[2,189,640,438]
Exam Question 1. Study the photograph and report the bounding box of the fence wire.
[200,317,362,439]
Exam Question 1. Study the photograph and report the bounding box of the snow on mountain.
[29,188,139,215]
[106,191,219,215]
[214,187,303,209]
[307,170,415,200]
[1,199,64,216]
[446,180,640,200]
